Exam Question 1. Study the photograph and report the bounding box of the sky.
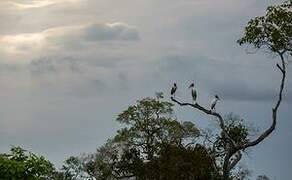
[0,0,291,179]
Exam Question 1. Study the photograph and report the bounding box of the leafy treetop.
[238,1,292,54]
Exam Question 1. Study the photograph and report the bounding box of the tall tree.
[63,94,220,179]
[115,96,200,161]
[171,1,291,179]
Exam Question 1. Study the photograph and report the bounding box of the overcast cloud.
[0,0,291,179]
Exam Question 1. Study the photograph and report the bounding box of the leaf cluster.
[238,1,292,54]
[0,146,55,180]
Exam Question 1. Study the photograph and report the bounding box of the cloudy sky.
[0,0,291,179]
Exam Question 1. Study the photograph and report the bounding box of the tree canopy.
[60,95,220,179]
[0,146,55,180]
[238,1,291,54]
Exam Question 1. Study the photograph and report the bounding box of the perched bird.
[210,95,220,111]
[188,83,197,103]
[171,83,177,98]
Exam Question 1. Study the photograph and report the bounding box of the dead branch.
[171,50,287,179]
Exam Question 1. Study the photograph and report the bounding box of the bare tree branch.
[171,97,236,148]
[171,50,288,179]
[276,63,284,73]
[238,52,286,150]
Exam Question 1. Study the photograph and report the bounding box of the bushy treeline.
[0,95,258,180]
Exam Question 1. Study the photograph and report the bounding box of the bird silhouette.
[188,83,197,103]
[210,95,220,111]
[171,83,177,98]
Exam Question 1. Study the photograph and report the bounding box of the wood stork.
[188,83,197,103]
[210,95,220,111]
[171,83,177,98]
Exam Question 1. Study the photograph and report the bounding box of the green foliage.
[238,1,292,54]
[140,144,219,180]
[225,114,249,145]
[85,142,121,180]
[61,94,260,179]
[62,94,215,180]
[115,96,199,160]
[58,95,258,179]
[0,146,55,180]
[61,156,84,179]
[214,114,249,152]
[92,143,219,180]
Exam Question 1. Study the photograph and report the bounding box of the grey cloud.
[44,23,139,48]
[28,57,105,95]
[26,55,137,98]
[0,22,140,55]
[158,54,292,102]
[213,79,292,102]
[84,23,139,41]
[29,57,82,75]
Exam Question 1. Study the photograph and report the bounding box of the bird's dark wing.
[171,87,175,95]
